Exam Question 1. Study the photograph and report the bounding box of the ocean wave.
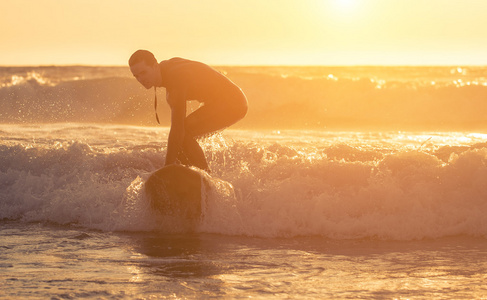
[1,66,487,130]
[0,77,162,125]
[1,132,486,240]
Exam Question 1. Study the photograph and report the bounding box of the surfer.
[129,50,248,172]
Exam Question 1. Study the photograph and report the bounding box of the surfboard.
[145,164,204,219]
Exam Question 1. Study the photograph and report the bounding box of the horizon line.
[1,63,487,68]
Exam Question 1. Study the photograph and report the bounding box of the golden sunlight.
[314,0,364,26]
[1,0,487,65]
[327,0,360,16]
[335,0,355,10]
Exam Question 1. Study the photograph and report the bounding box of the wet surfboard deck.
[144,164,205,219]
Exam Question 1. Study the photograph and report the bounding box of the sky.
[1,0,487,66]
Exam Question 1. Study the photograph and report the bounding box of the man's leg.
[181,93,248,172]
[178,136,209,171]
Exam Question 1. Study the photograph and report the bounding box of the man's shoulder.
[166,57,189,64]
[160,57,194,69]
[161,58,217,78]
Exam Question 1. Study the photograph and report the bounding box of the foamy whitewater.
[1,124,487,240]
[1,66,487,298]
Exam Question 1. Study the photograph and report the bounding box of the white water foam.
[1,124,486,240]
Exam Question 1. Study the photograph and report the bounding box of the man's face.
[130,61,157,89]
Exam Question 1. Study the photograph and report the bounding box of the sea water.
[1,66,487,298]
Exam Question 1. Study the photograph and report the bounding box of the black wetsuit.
[158,57,245,108]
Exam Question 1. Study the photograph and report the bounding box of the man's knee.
[235,100,248,120]
[182,132,198,146]
[231,93,248,121]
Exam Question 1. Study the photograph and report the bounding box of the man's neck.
[155,61,165,87]
[153,62,163,87]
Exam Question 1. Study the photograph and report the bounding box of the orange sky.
[1,0,487,66]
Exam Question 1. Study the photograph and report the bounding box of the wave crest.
[2,132,486,240]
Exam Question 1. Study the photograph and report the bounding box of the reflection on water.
[121,232,487,299]
[1,222,487,299]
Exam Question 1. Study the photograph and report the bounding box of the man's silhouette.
[129,50,248,172]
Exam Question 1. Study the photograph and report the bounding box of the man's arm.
[165,89,186,166]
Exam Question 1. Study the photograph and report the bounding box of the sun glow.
[319,0,362,22]
[335,0,355,10]
[325,0,359,16]
[1,0,487,65]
